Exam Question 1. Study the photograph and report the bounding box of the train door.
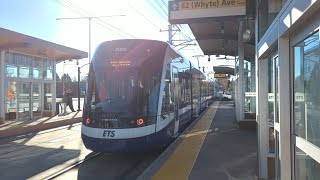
[172,66,180,135]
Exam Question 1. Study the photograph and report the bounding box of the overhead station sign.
[214,73,228,78]
[169,0,246,23]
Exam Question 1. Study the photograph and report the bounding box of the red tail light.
[85,118,91,125]
[136,118,144,126]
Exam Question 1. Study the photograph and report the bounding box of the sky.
[0,0,234,79]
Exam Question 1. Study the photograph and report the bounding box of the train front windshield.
[93,69,148,115]
[85,63,162,129]
[83,40,166,129]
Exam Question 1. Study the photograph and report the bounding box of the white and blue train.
[81,39,215,152]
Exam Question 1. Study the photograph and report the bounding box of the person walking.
[66,89,76,112]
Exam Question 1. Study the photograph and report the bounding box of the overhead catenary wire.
[127,2,161,31]
[146,0,169,22]
[178,24,194,40]
[159,0,168,8]
[60,0,129,38]
[51,0,136,38]
[154,0,169,16]
[51,0,127,38]
[53,0,203,56]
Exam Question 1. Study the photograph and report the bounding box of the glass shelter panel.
[5,81,17,120]
[295,147,320,180]
[274,56,279,123]
[18,54,30,78]
[32,84,41,117]
[294,31,320,147]
[244,60,256,120]
[5,53,18,77]
[43,60,53,80]
[258,0,288,40]
[44,83,52,110]
[268,56,275,153]
[268,58,275,126]
[18,83,30,119]
[3,51,56,121]
[275,131,280,179]
[33,58,43,79]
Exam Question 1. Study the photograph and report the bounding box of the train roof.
[98,39,168,47]
[96,39,188,60]
[93,39,204,76]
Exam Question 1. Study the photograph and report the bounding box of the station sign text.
[178,0,245,11]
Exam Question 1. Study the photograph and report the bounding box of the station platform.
[138,101,258,180]
[0,110,82,139]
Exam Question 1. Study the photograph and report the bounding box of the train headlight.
[136,118,144,126]
[85,118,91,125]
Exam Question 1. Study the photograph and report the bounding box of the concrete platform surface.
[138,101,258,180]
[0,111,82,139]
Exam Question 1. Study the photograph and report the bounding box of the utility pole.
[160,25,195,50]
[168,24,172,45]
[57,15,125,111]
[192,55,204,70]
[160,24,180,45]
[56,15,125,63]
[77,66,80,111]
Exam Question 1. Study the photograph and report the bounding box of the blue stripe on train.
[81,106,203,153]
[82,120,176,153]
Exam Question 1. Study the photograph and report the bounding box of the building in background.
[0,27,87,124]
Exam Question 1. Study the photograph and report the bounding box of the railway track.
[44,152,101,180]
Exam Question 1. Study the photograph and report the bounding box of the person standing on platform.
[66,89,76,112]
[62,91,68,114]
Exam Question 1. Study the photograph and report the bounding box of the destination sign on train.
[110,61,131,67]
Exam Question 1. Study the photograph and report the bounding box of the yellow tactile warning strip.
[152,101,220,180]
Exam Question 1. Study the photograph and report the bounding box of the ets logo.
[103,130,115,137]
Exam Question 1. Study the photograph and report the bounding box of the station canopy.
[169,0,256,63]
[0,27,87,62]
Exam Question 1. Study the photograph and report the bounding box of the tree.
[81,75,88,82]
[61,73,72,82]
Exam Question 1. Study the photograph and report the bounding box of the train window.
[185,79,191,105]
[161,63,173,116]
[192,79,199,103]
[179,73,191,108]
[180,79,186,108]
[145,73,161,117]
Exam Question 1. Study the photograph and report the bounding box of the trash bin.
[56,102,61,115]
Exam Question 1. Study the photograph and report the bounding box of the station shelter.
[169,0,320,179]
[0,27,87,124]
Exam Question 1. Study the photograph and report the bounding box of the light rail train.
[81,39,215,152]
